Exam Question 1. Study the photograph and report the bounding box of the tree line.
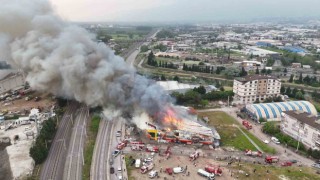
[147,52,178,69]
[29,118,57,164]
[171,86,234,107]
[288,73,320,87]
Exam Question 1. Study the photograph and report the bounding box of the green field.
[229,162,319,180]
[199,111,275,153]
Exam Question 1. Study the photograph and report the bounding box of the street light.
[296,122,304,151]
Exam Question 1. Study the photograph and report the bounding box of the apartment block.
[281,111,320,150]
[233,75,281,104]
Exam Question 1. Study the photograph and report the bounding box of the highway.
[91,119,113,180]
[91,118,123,180]
[40,102,79,180]
[90,29,159,180]
[63,105,89,180]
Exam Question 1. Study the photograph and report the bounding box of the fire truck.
[242,120,252,130]
[244,149,262,157]
[205,165,223,176]
[146,146,159,153]
[130,141,145,151]
[265,156,279,163]
[116,142,127,150]
[131,145,144,151]
[189,151,200,161]
[140,163,154,174]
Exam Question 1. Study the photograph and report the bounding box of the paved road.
[40,102,79,180]
[198,107,314,166]
[91,117,124,180]
[91,119,113,180]
[63,105,89,180]
[126,30,159,66]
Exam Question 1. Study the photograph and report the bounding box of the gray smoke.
[0,0,172,118]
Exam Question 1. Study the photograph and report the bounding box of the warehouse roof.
[157,81,199,92]
[246,101,317,120]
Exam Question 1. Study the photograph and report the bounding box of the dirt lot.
[128,153,233,180]
[0,92,55,113]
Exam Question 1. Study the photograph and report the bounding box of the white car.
[271,137,280,144]
[116,131,121,137]
[117,166,122,172]
[263,140,270,144]
[118,175,123,180]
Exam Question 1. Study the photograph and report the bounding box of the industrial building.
[281,111,320,150]
[245,101,317,121]
[233,75,281,105]
[157,81,199,93]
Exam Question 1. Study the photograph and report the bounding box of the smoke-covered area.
[0,0,173,120]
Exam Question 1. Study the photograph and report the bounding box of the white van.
[135,159,141,168]
[197,169,215,180]
[148,170,158,178]
[173,167,184,174]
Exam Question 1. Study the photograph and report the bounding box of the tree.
[288,74,294,83]
[173,76,180,82]
[284,68,288,73]
[140,45,149,53]
[261,68,267,74]
[200,100,209,107]
[255,67,260,74]
[286,87,292,96]
[160,75,166,81]
[280,86,286,94]
[298,73,303,83]
[128,33,133,39]
[220,86,225,91]
[240,67,248,77]
[266,69,272,74]
[295,91,304,100]
[193,86,206,95]
[292,88,298,97]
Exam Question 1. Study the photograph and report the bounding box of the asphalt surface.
[40,102,79,180]
[91,119,113,180]
[198,107,314,166]
[90,29,159,180]
[63,105,89,180]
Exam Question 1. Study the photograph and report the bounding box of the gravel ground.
[129,153,233,180]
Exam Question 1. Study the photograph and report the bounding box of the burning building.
[144,106,220,147]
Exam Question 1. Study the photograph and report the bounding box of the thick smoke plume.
[0,0,173,120]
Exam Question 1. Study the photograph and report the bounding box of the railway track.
[63,106,89,180]
[40,102,79,180]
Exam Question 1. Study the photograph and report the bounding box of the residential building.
[233,75,281,104]
[281,110,320,150]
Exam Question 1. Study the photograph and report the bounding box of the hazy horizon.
[50,0,320,23]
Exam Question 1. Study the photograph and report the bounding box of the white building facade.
[281,111,320,150]
[233,75,281,104]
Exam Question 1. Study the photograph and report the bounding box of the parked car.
[312,163,320,169]
[290,159,298,163]
[271,137,280,144]
[112,150,121,157]
[116,130,121,137]
[110,167,115,174]
[263,140,270,144]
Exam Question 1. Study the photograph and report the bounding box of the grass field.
[82,115,100,180]
[229,162,319,180]
[198,111,275,153]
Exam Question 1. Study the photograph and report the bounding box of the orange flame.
[162,108,184,129]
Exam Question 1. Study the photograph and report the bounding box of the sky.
[49,0,320,23]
